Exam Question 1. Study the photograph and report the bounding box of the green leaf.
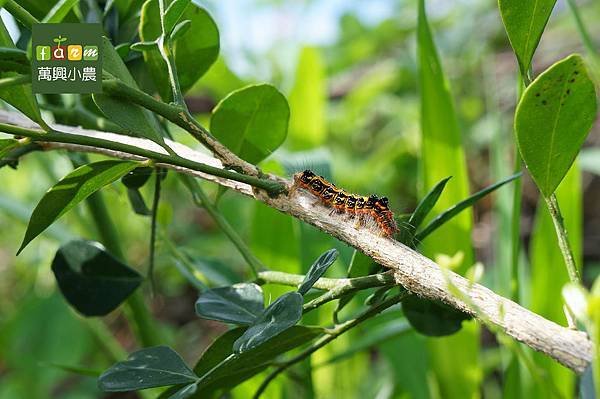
[211,84,290,164]
[287,47,326,149]
[42,0,78,23]
[195,283,264,325]
[403,295,471,336]
[98,346,198,392]
[416,173,521,242]
[140,0,219,101]
[17,160,138,254]
[189,326,321,396]
[95,38,166,145]
[0,47,29,74]
[298,249,338,295]
[0,138,18,158]
[233,291,303,353]
[408,176,452,232]
[0,21,44,125]
[168,383,197,399]
[121,167,153,188]
[170,19,191,42]
[51,240,143,316]
[498,0,557,76]
[164,0,191,34]
[515,54,597,197]
[130,41,157,52]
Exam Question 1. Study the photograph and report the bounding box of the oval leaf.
[195,283,264,325]
[402,295,471,337]
[498,0,557,75]
[0,138,18,158]
[211,84,290,164]
[171,19,192,42]
[515,54,597,197]
[140,0,219,101]
[233,291,303,353]
[18,160,139,254]
[98,346,198,392]
[298,249,338,295]
[164,0,191,33]
[52,240,143,316]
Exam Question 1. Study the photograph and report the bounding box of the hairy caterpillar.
[291,170,398,237]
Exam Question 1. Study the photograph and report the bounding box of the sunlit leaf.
[498,0,557,76]
[52,240,142,316]
[140,0,219,101]
[211,84,289,164]
[515,54,596,197]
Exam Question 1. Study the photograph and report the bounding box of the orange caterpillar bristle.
[292,170,398,238]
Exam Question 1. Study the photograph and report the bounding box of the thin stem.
[148,169,162,292]
[252,290,409,399]
[101,79,260,176]
[4,0,38,28]
[181,175,265,277]
[0,122,285,194]
[565,0,599,60]
[256,270,396,312]
[161,232,208,291]
[545,193,580,283]
[158,0,185,106]
[0,74,30,89]
[84,184,163,347]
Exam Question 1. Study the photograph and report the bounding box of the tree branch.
[0,110,592,374]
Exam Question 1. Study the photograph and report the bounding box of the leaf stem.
[148,168,162,292]
[252,290,409,398]
[157,0,185,106]
[180,175,266,277]
[544,193,580,283]
[0,74,30,89]
[0,122,285,195]
[4,0,38,28]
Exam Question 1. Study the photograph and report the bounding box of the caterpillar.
[291,170,398,238]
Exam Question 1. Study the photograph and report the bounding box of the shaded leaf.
[18,160,138,254]
[140,0,219,100]
[403,295,471,336]
[168,383,197,399]
[233,291,303,353]
[0,47,29,74]
[98,346,198,391]
[416,173,521,242]
[121,167,153,188]
[0,138,18,158]
[211,84,290,164]
[195,283,264,325]
[126,188,152,216]
[189,326,321,397]
[298,249,338,295]
[52,240,142,316]
[515,54,597,197]
[498,0,557,76]
[95,37,166,145]
[0,22,44,125]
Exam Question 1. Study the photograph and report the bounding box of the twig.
[0,110,592,373]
